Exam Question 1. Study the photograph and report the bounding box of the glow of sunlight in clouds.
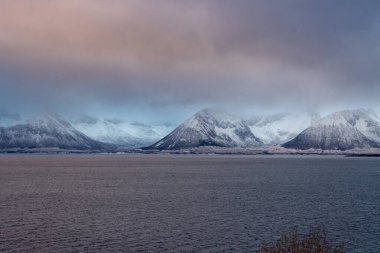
[1,0,380,120]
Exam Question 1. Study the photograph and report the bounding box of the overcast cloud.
[1,0,380,122]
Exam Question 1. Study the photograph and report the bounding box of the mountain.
[348,109,380,143]
[0,113,109,150]
[72,115,174,148]
[148,108,262,150]
[1,108,379,152]
[283,109,380,150]
[247,112,320,144]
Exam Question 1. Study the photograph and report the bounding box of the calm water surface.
[0,155,379,252]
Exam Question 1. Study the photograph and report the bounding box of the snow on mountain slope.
[72,115,174,148]
[1,108,379,151]
[342,109,380,143]
[283,109,380,150]
[0,113,108,150]
[149,108,262,150]
[248,112,320,144]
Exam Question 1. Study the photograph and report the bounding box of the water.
[0,155,379,252]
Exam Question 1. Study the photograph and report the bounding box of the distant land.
[1,108,380,155]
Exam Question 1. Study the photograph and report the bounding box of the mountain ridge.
[283,109,380,150]
[247,112,320,144]
[0,108,379,152]
[71,115,174,148]
[148,108,262,150]
[0,113,110,150]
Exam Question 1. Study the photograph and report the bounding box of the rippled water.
[0,155,379,252]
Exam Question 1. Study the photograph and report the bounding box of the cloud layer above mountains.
[1,0,380,120]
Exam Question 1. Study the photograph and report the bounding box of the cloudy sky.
[1,0,380,123]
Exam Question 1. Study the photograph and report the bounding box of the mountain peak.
[183,108,243,130]
[195,108,232,117]
[33,112,68,123]
[0,113,108,150]
[148,108,262,150]
[283,109,380,150]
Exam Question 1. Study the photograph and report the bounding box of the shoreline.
[0,146,380,157]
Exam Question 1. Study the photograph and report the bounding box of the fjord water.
[0,155,379,252]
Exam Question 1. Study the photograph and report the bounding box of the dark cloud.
[0,0,379,120]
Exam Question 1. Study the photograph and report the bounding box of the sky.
[1,0,380,123]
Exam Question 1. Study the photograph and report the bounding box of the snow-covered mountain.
[348,109,380,143]
[247,112,320,144]
[0,113,109,150]
[149,108,262,150]
[72,115,174,148]
[1,108,379,152]
[283,109,380,150]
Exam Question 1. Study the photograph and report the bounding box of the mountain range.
[71,115,173,148]
[0,108,379,152]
